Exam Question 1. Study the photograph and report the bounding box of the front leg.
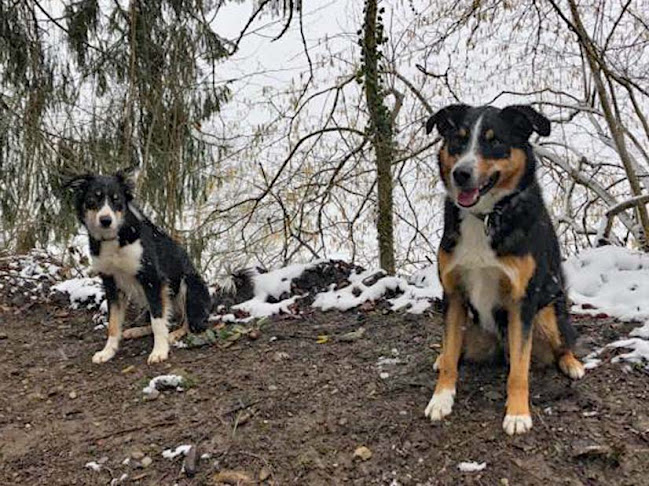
[503,304,533,435]
[141,275,170,364]
[93,276,125,364]
[425,294,467,421]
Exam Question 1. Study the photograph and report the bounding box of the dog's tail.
[184,273,212,333]
[212,268,258,311]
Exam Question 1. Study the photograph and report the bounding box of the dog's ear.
[425,104,470,135]
[62,174,92,195]
[115,166,139,200]
[500,105,551,138]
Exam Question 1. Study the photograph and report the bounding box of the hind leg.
[535,306,584,380]
[169,321,189,344]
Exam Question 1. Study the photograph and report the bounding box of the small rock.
[0,332,8,340]
[268,385,278,391]
[131,450,145,460]
[183,445,198,477]
[259,466,271,481]
[273,351,290,362]
[248,329,260,340]
[338,417,348,426]
[140,456,153,468]
[143,388,160,401]
[69,391,78,399]
[353,446,373,461]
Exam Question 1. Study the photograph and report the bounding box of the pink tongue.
[457,189,479,207]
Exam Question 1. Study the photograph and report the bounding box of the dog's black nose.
[99,216,112,228]
[452,166,472,187]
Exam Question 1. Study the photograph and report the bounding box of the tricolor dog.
[66,170,211,364]
[424,104,584,435]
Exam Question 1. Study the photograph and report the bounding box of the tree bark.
[363,0,396,274]
[560,0,649,251]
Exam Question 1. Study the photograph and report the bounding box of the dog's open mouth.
[456,172,500,208]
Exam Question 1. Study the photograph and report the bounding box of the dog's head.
[65,168,137,241]
[426,104,550,213]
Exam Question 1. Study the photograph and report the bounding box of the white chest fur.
[92,240,147,305]
[448,215,505,333]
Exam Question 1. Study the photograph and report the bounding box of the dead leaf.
[258,466,271,481]
[338,327,366,342]
[353,445,373,461]
[316,335,329,344]
[212,470,253,484]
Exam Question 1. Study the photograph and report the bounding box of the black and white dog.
[66,169,211,364]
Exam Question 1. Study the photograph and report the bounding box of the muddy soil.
[1,300,648,485]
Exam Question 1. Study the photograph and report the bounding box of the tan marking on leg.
[498,255,536,301]
[425,295,466,421]
[169,321,189,344]
[438,249,458,293]
[93,298,125,364]
[558,351,585,380]
[504,304,533,435]
[534,306,585,378]
[122,326,153,339]
[532,306,561,365]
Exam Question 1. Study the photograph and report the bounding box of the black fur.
[430,104,576,349]
[66,171,210,333]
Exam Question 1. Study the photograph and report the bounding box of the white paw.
[503,414,533,435]
[561,361,585,380]
[147,343,169,364]
[92,347,116,364]
[424,388,455,421]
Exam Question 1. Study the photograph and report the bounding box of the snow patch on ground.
[565,247,649,369]
[162,445,192,459]
[565,247,649,321]
[313,266,441,314]
[52,277,104,309]
[142,375,186,395]
[457,461,487,472]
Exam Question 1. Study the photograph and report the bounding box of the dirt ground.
[1,299,649,485]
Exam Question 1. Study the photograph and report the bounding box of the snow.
[52,277,104,309]
[564,247,649,369]
[84,461,101,472]
[564,247,649,321]
[232,295,301,319]
[609,338,649,369]
[212,260,442,321]
[312,266,441,314]
[162,445,192,459]
[457,461,487,472]
[142,375,186,395]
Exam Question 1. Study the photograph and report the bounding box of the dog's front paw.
[92,347,116,364]
[503,414,533,435]
[424,388,455,421]
[147,343,169,364]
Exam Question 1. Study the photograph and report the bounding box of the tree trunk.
[564,0,649,251]
[362,0,396,274]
